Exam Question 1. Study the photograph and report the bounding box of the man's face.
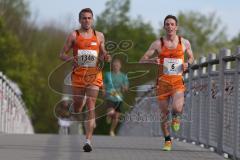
[112,60,121,72]
[79,12,93,30]
[164,18,178,36]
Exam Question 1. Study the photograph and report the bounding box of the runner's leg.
[159,99,170,137]
[85,85,99,141]
[72,86,86,113]
[110,111,120,136]
[172,91,184,114]
[171,91,184,132]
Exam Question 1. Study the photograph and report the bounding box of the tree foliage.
[159,11,228,58]
[96,0,156,61]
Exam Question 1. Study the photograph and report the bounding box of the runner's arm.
[183,39,194,71]
[99,32,111,62]
[139,40,161,64]
[122,74,129,92]
[59,32,75,61]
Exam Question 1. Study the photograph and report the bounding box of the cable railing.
[0,72,34,134]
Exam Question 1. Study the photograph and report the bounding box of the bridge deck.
[0,134,227,160]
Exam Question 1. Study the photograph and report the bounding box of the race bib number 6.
[163,58,183,75]
[77,50,98,67]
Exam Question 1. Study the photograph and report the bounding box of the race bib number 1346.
[77,50,98,67]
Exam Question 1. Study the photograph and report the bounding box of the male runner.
[140,15,194,151]
[59,8,110,152]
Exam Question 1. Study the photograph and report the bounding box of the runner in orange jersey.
[59,8,111,152]
[140,15,194,151]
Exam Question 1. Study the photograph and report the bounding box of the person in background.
[104,58,129,136]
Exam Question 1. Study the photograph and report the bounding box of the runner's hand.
[121,85,128,92]
[183,62,189,72]
[152,57,160,65]
[72,57,78,69]
[155,58,160,65]
[104,54,111,62]
[140,57,160,64]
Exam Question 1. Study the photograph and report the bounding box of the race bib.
[163,58,183,75]
[77,50,98,67]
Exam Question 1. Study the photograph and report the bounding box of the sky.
[29,0,240,39]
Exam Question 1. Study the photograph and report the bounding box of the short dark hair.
[164,15,178,26]
[112,58,122,64]
[79,8,93,19]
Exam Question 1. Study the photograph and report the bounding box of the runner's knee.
[86,98,97,109]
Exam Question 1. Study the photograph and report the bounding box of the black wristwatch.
[188,62,191,69]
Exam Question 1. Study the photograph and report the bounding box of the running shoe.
[163,141,172,151]
[110,131,115,137]
[83,142,92,152]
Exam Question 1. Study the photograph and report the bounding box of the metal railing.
[119,47,240,159]
[175,47,240,159]
[0,72,34,134]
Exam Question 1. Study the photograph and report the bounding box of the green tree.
[96,0,156,61]
[96,0,130,31]
[0,0,61,133]
[160,11,228,58]
[0,17,39,115]
[0,0,30,37]
[229,33,240,52]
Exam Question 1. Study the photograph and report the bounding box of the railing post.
[1,76,6,133]
[200,56,209,145]
[208,53,217,73]
[194,59,201,144]
[210,54,217,72]
[0,72,2,133]
[207,53,216,147]
[217,48,231,154]
[187,66,193,142]
[184,72,191,142]
[233,46,240,160]
[193,60,198,77]
[189,60,199,143]
[5,82,9,133]
[199,56,204,144]
[200,56,207,74]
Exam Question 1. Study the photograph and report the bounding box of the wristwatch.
[188,62,191,69]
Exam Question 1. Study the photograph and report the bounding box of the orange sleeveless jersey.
[71,30,103,88]
[156,36,185,100]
